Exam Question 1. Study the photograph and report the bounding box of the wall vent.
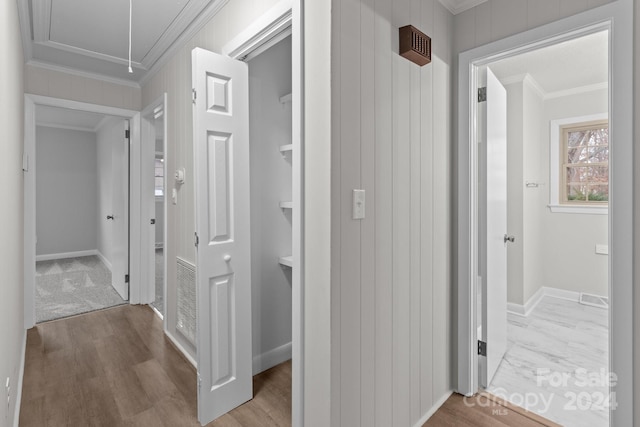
[399,25,431,66]
[176,257,197,346]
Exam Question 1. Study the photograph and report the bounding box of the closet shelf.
[279,144,293,153]
[279,93,292,104]
[279,201,293,209]
[279,256,293,268]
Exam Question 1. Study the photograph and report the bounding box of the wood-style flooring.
[424,393,562,427]
[19,304,291,427]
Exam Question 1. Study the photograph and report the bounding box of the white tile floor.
[488,296,610,427]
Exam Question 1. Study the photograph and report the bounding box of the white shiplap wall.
[330,0,453,425]
[633,1,640,424]
[141,0,282,359]
[24,64,141,111]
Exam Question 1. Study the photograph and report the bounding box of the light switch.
[595,244,608,255]
[353,189,365,220]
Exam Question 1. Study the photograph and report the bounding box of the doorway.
[24,95,141,329]
[456,2,634,426]
[480,30,610,427]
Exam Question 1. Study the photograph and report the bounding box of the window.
[549,114,608,214]
[155,156,164,197]
[561,120,608,204]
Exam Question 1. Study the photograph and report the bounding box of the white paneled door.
[111,119,130,301]
[481,68,508,388]
[192,47,253,425]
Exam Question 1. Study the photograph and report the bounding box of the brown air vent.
[399,25,431,66]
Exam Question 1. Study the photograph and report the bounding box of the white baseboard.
[507,286,581,317]
[96,251,112,271]
[165,330,197,368]
[253,342,292,375]
[412,391,453,427]
[35,249,98,262]
[13,331,26,427]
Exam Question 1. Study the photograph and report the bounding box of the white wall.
[634,2,640,422]
[329,0,453,426]
[35,126,98,257]
[0,1,24,425]
[248,37,293,369]
[141,0,283,359]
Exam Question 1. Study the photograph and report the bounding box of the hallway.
[19,305,292,426]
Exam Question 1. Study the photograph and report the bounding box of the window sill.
[548,204,608,215]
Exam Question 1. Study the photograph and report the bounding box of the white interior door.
[192,47,253,424]
[111,120,130,300]
[481,67,508,388]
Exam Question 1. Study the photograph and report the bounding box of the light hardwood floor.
[19,304,291,427]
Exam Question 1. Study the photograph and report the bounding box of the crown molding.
[544,81,608,100]
[438,0,488,15]
[36,121,96,133]
[138,0,229,87]
[26,60,142,89]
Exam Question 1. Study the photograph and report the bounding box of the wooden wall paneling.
[432,1,452,400]
[339,0,363,425]
[419,0,436,416]
[330,0,343,424]
[373,0,394,425]
[526,0,560,29]
[474,2,492,48]
[392,0,412,424]
[359,0,376,424]
[490,0,528,41]
[409,0,423,421]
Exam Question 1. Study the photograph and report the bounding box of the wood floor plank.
[20,304,293,427]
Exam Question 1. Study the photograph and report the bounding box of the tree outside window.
[561,120,608,204]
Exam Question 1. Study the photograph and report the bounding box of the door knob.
[223,255,231,262]
[106,215,114,220]
[504,234,515,243]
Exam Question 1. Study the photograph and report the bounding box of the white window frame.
[549,113,608,214]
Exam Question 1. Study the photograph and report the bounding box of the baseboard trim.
[253,342,292,375]
[507,286,582,317]
[165,330,197,368]
[96,251,112,271]
[13,331,26,427]
[412,390,454,427]
[35,249,98,262]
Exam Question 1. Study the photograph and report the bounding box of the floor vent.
[176,257,197,345]
[579,292,608,309]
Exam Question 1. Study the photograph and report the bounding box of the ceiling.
[488,31,608,96]
[36,105,109,131]
[18,0,227,85]
[438,0,487,15]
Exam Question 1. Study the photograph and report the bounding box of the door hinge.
[125,129,130,139]
[478,340,487,356]
[194,232,199,247]
[125,274,130,283]
[478,87,487,103]
[192,88,197,104]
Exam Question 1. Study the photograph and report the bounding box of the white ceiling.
[19,0,228,85]
[438,0,487,15]
[488,31,608,96]
[36,105,109,131]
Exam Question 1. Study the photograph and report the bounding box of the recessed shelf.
[279,93,292,104]
[279,144,293,153]
[279,256,293,268]
[279,201,293,209]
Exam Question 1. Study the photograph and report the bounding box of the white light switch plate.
[353,189,365,219]
[595,244,608,255]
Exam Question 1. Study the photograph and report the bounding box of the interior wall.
[24,64,141,111]
[330,0,453,425]
[248,37,293,370]
[536,88,608,298]
[634,1,640,422]
[141,0,282,358]
[0,0,24,425]
[35,126,98,257]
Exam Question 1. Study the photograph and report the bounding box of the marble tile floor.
[488,296,609,427]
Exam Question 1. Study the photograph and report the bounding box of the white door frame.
[456,2,633,425]
[222,0,304,425]
[140,94,168,328]
[24,94,141,329]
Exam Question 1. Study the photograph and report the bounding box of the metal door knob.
[223,255,231,262]
[504,234,515,243]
